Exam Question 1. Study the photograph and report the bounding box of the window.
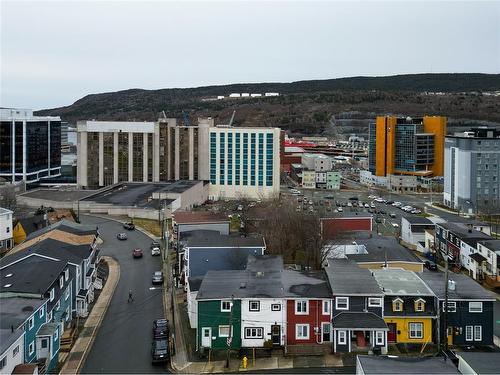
[443,302,456,312]
[54,327,58,341]
[323,300,331,315]
[29,342,34,356]
[65,287,70,300]
[221,300,232,312]
[218,325,231,338]
[338,330,346,345]
[59,276,64,289]
[244,327,263,339]
[28,316,34,330]
[296,324,309,340]
[49,288,55,302]
[465,326,473,341]
[271,304,281,311]
[41,339,48,349]
[249,301,260,312]
[368,298,382,307]
[375,331,384,345]
[64,269,69,281]
[392,298,403,312]
[474,326,482,341]
[408,322,423,339]
[39,306,44,318]
[469,302,483,312]
[335,297,349,310]
[0,356,5,370]
[414,298,425,312]
[295,300,308,314]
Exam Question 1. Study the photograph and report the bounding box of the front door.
[387,323,397,343]
[201,327,211,348]
[36,337,50,359]
[271,325,281,346]
[322,322,331,342]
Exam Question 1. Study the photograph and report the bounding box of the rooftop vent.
[256,271,264,277]
[5,273,12,278]
[3,284,12,288]
[239,282,247,289]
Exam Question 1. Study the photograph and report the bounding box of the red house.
[283,271,333,346]
[321,215,373,240]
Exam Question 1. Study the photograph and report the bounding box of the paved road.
[80,215,167,374]
[495,300,500,339]
[244,366,355,374]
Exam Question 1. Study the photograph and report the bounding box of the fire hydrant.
[242,356,248,369]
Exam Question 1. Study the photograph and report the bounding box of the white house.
[241,298,286,347]
[0,331,24,375]
[0,208,13,253]
[400,216,435,251]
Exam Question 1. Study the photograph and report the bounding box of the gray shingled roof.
[325,259,382,296]
[418,270,496,300]
[183,230,265,248]
[332,312,387,330]
[345,235,423,264]
[478,239,500,252]
[403,216,434,225]
[357,355,459,374]
[26,219,97,240]
[457,352,500,374]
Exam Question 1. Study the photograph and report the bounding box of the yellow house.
[12,215,48,245]
[372,268,438,344]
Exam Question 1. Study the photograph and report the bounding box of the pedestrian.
[128,289,134,302]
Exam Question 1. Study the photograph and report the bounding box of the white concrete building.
[241,298,286,347]
[0,208,13,252]
[302,153,333,172]
[208,127,281,200]
[0,108,62,183]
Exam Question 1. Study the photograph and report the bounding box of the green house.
[197,299,241,350]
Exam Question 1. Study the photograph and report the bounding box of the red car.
[133,248,143,258]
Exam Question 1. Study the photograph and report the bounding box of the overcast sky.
[1,1,499,110]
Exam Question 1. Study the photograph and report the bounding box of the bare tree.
[0,185,17,211]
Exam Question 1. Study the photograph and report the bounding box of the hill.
[36,73,500,136]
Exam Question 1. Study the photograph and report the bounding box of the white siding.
[0,333,24,375]
[241,298,286,347]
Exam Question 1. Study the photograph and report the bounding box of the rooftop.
[356,355,459,374]
[333,312,387,330]
[325,259,382,296]
[0,297,46,330]
[0,255,66,294]
[37,322,58,336]
[403,216,434,225]
[478,239,500,252]
[456,352,500,374]
[438,222,492,245]
[26,219,97,241]
[346,235,423,264]
[19,189,95,202]
[0,208,13,215]
[183,230,265,248]
[173,211,229,225]
[419,270,496,300]
[372,268,435,296]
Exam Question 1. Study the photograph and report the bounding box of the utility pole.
[226,295,234,368]
[443,247,449,353]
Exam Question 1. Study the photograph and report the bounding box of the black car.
[152,271,164,285]
[386,200,394,205]
[153,319,169,339]
[425,260,438,271]
[151,339,169,364]
[123,222,135,230]
[150,240,160,249]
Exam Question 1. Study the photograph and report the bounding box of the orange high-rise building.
[368,116,446,177]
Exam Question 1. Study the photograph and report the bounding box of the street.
[80,215,167,374]
[495,300,500,339]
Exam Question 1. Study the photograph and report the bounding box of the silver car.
[117,233,127,240]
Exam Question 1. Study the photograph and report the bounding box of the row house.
[325,259,388,354]
[435,221,491,270]
[372,268,438,345]
[419,271,496,346]
[474,240,500,288]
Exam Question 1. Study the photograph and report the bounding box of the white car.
[151,247,161,256]
[364,203,370,208]
[237,204,243,211]
[347,202,352,207]
[393,202,402,207]
[337,207,343,212]
[368,195,377,199]
[392,223,399,228]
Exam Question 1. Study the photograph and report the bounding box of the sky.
[1,0,499,110]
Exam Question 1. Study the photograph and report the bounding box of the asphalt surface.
[80,215,167,374]
[244,366,355,374]
[495,300,500,338]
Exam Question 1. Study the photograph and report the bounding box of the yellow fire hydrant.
[242,356,248,369]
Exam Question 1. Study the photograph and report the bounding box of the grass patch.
[133,218,161,237]
[229,215,241,232]
[417,213,433,217]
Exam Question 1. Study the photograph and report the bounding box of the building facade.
[0,108,62,183]
[443,128,500,213]
[208,127,281,200]
[368,116,446,178]
[0,208,13,253]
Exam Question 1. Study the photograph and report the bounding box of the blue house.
[419,270,496,346]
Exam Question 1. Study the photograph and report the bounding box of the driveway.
[80,215,167,374]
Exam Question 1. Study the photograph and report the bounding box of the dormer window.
[414,298,426,312]
[392,298,403,312]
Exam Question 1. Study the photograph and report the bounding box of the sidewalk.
[60,256,120,374]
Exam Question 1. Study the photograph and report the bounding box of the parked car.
[117,232,127,240]
[337,207,343,212]
[237,204,243,211]
[364,203,370,208]
[151,247,161,256]
[153,319,169,339]
[150,240,160,249]
[386,200,394,205]
[133,248,143,258]
[151,339,170,364]
[391,223,399,228]
[152,271,164,285]
[375,217,382,223]
[424,260,438,271]
[389,213,396,218]
[123,222,135,230]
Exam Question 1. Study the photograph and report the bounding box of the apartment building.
[0,108,62,183]
[444,128,500,213]
[368,116,446,178]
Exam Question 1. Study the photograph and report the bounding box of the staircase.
[36,358,48,374]
[60,326,77,352]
